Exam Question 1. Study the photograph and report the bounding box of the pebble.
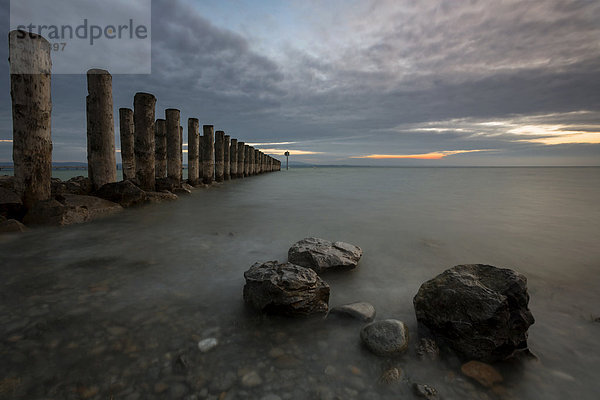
[198,338,219,352]
[461,361,503,388]
[379,367,402,384]
[324,365,336,376]
[241,371,263,387]
[413,383,438,399]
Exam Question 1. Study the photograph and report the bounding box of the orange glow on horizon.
[352,149,489,160]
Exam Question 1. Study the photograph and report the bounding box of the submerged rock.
[329,302,376,322]
[145,191,178,204]
[413,264,535,362]
[288,237,363,273]
[243,261,330,316]
[360,319,409,356]
[197,338,218,353]
[416,338,440,361]
[0,219,28,234]
[94,180,146,208]
[461,360,503,388]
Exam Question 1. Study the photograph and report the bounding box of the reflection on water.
[1,167,599,399]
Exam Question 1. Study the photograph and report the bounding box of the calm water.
[1,167,599,399]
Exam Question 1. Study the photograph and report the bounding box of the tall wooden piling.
[166,109,181,185]
[119,108,135,181]
[198,131,204,181]
[224,135,231,181]
[86,69,117,190]
[155,119,167,178]
[214,131,225,182]
[188,118,200,185]
[243,145,250,177]
[230,139,238,179]
[238,142,245,178]
[133,92,156,191]
[180,126,184,179]
[202,125,214,184]
[9,30,53,209]
[254,149,260,175]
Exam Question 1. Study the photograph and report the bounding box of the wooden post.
[224,134,231,181]
[165,109,181,186]
[133,92,156,191]
[188,118,199,185]
[237,142,245,178]
[119,108,135,181]
[254,149,259,175]
[154,119,167,178]
[86,69,117,190]
[202,125,214,184]
[9,30,52,209]
[214,130,225,182]
[230,138,238,179]
[180,126,184,180]
[244,145,250,177]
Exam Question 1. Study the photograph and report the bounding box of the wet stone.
[241,371,262,387]
[379,367,402,384]
[329,302,376,322]
[461,360,503,388]
[413,383,438,399]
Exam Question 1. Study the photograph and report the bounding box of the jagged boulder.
[243,261,330,316]
[24,199,89,226]
[60,194,122,220]
[413,264,535,362]
[94,180,146,208]
[288,237,363,273]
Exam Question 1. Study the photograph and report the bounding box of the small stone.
[461,360,503,388]
[360,319,409,356]
[324,365,336,376]
[198,338,218,352]
[329,302,376,322]
[417,338,440,360]
[261,395,282,400]
[154,382,169,393]
[0,219,27,234]
[413,383,438,399]
[379,368,402,384]
[77,385,99,399]
[268,348,285,358]
[241,371,262,387]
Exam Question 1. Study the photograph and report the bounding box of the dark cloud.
[0,0,599,164]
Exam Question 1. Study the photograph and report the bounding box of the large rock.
[94,180,146,208]
[243,261,330,316]
[51,176,92,196]
[360,319,409,356]
[413,264,535,362]
[288,237,363,273]
[0,187,24,220]
[60,194,123,220]
[24,199,89,226]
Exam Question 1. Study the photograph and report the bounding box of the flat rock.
[172,187,192,195]
[461,360,503,388]
[288,237,362,273]
[60,194,123,220]
[94,180,146,208]
[413,264,535,362]
[243,261,330,316]
[329,302,376,322]
[0,219,28,234]
[360,319,409,356]
[145,191,178,204]
[23,199,89,226]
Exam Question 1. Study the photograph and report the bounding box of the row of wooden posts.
[8,30,281,210]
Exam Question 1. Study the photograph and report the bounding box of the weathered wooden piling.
[244,145,250,177]
[214,131,225,182]
[154,119,167,178]
[237,142,245,178]
[250,147,256,176]
[224,135,231,181]
[119,108,135,181]
[188,118,200,185]
[198,132,204,181]
[254,149,260,175]
[166,109,181,185]
[133,92,156,191]
[9,30,52,209]
[230,139,238,179]
[180,126,184,179]
[202,125,214,184]
[86,69,117,190]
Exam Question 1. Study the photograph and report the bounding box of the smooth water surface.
[1,167,599,399]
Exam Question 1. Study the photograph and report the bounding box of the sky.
[1,0,599,165]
